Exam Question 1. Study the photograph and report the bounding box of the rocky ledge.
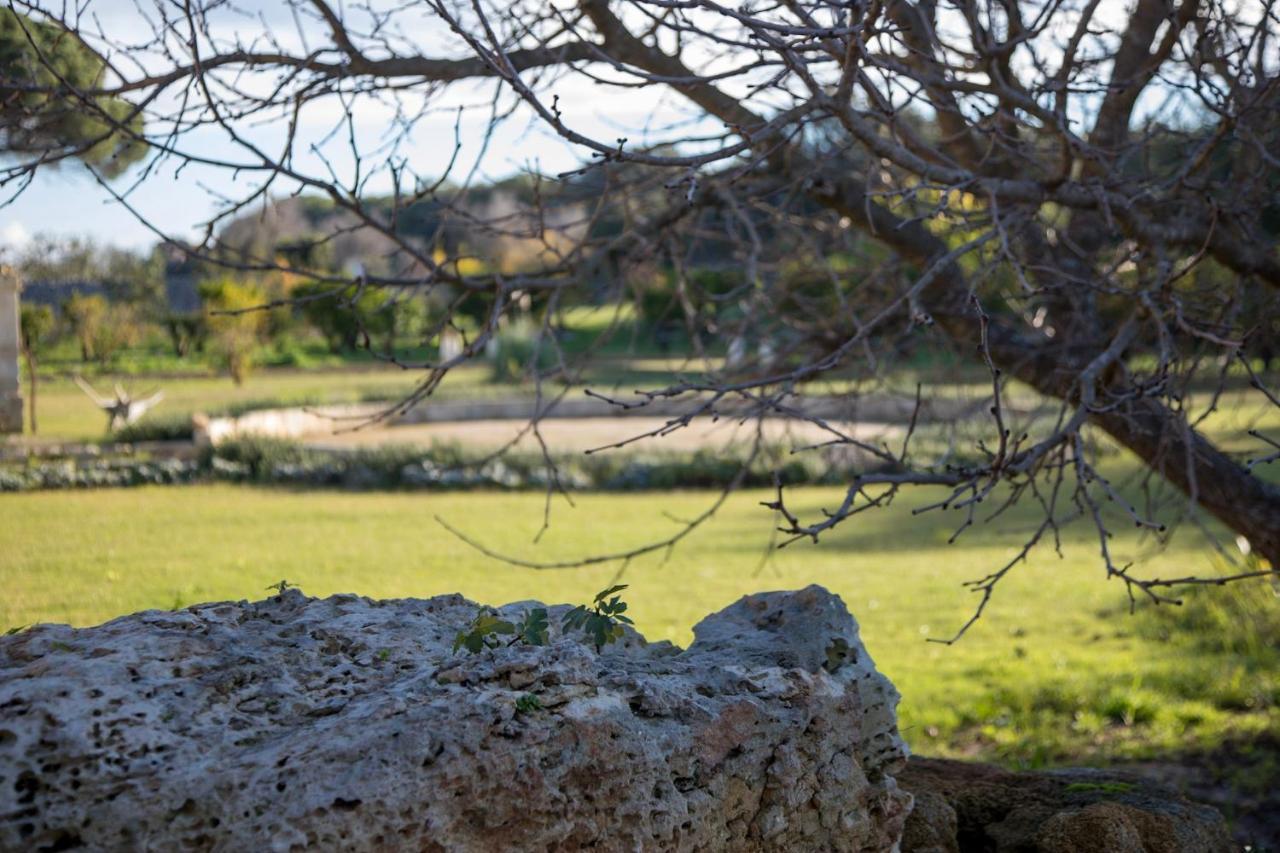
[0,586,912,851]
[899,756,1234,853]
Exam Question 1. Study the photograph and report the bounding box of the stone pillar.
[0,267,22,434]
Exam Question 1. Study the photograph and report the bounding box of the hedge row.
[1,436,859,493]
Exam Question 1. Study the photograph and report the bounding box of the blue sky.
[0,1,683,253]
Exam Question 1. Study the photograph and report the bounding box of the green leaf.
[562,605,588,630]
[519,608,550,646]
[514,694,542,714]
[593,584,628,604]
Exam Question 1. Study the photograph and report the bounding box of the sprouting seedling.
[516,607,550,647]
[453,607,550,654]
[514,694,542,714]
[453,612,516,654]
[266,579,297,596]
[562,584,634,652]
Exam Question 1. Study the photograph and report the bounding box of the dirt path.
[304,416,902,454]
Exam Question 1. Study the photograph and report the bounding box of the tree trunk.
[1089,398,1280,567]
[818,175,1280,567]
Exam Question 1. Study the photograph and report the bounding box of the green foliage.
[20,238,166,310]
[3,483,1279,771]
[200,278,267,384]
[292,282,394,353]
[514,694,542,713]
[265,579,297,595]
[452,611,516,654]
[112,413,194,443]
[19,304,54,353]
[179,435,849,493]
[487,319,558,382]
[452,606,550,654]
[60,292,106,361]
[0,10,146,176]
[516,607,550,647]
[57,294,142,365]
[200,436,306,479]
[1135,557,1280,657]
[163,312,206,358]
[91,303,143,364]
[562,584,634,652]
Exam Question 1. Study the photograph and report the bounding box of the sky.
[0,70,660,252]
[0,1,690,254]
[0,0,1185,255]
[0,97,633,251]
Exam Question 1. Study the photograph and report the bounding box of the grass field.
[21,358,733,442]
[23,367,464,442]
[3,483,1275,769]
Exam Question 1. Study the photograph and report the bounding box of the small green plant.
[377,648,391,662]
[453,607,550,654]
[453,612,514,653]
[514,694,542,714]
[516,607,550,646]
[266,579,297,595]
[562,585,634,652]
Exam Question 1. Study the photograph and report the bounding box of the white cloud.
[0,222,31,249]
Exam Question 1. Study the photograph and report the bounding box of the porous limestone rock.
[0,585,911,851]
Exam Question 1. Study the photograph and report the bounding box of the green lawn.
[21,358,728,442]
[22,366,476,442]
[3,483,1274,768]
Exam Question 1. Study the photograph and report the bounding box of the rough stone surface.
[898,757,1234,852]
[0,585,911,851]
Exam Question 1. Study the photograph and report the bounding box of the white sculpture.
[73,376,164,432]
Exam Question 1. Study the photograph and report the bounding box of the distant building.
[20,279,108,309]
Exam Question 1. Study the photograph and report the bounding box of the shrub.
[60,292,107,361]
[200,278,268,384]
[114,414,195,443]
[486,319,558,382]
[91,304,145,364]
[292,281,394,352]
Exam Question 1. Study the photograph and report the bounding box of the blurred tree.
[90,303,141,364]
[18,302,53,433]
[19,238,166,312]
[0,9,145,176]
[163,312,205,359]
[60,291,105,361]
[200,278,266,384]
[293,282,393,353]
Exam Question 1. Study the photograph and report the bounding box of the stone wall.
[0,268,22,434]
[0,586,912,851]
